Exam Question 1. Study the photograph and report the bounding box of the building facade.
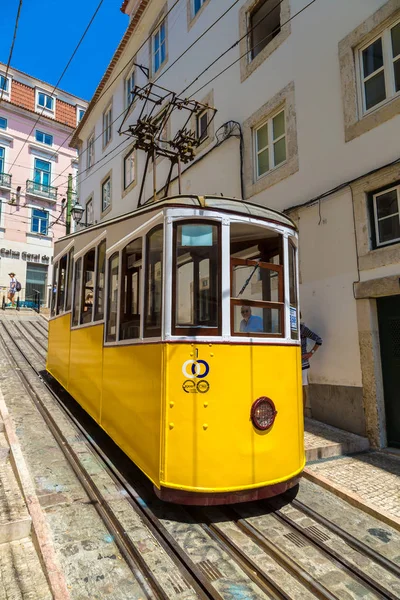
[0,64,87,306]
[71,0,400,448]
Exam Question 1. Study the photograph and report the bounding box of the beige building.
[71,0,400,448]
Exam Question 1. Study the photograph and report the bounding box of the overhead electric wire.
[0,0,23,102]
[8,0,106,178]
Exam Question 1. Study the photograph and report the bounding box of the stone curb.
[0,388,71,600]
[303,467,400,533]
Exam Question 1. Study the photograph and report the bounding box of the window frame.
[106,251,120,342]
[172,219,222,337]
[87,132,95,171]
[0,74,11,98]
[77,107,85,124]
[35,130,53,146]
[94,239,106,322]
[31,207,49,235]
[371,184,400,248]
[119,237,143,341]
[253,107,287,181]
[85,196,94,226]
[80,247,96,325]
[358,17,400,116]
[123,148,135,190]
[0,117,7,130]
[125,67,136,110]
[101,175,111,213]
[248,0,282,62]
[144,225,164,339]
[0,145,5,174]
[36,90,55,113]
[152,19,167,75]
[103,104,112,148]
[230,258,285,339]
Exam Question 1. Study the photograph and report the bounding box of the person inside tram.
[240,305,263,333]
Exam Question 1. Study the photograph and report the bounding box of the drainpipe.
[66,174,73,235]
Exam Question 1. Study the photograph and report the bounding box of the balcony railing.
[26,179,57,200]
[0,172,11,189]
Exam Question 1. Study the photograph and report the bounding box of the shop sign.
[0,248,50,263]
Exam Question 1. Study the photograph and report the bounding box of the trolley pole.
[66,174,73,235]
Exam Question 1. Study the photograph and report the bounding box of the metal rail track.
[3,316,400,600]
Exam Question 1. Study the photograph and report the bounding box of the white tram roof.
[54,195,297,259]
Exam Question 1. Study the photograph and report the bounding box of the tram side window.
[144,226,163,338]
[289,240,299,340]
[50,262,58,317]
[56,254,67,315]
[106,252,119,342]
[230,223,284,336]
[81,249,95,325]
[94,240,106,321]
[174,222,220,334]
[65,248,74,312]
[120,238,142,341]
[72,257,82,327]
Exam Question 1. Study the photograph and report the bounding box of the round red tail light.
[251,397,277,430]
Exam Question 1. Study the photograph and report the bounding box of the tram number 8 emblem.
[182,359,210,379]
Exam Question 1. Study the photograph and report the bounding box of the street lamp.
[71,201,85,225]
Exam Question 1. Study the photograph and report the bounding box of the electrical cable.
[0,0,23,103]
[8,0,106,178]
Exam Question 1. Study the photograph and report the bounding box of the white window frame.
[358,17,400,116]
[31,207,49,236]
[87,133,95,170]
[0,73,11,99]
[152,20,167,75]
[35,130,53,146]
[0,145,6,174]
[196,109,209,141]
[85,196,94,226]
[373,185,400,248]
[125,67,135,110]
[0,116,7,130]
[77,107,85,125]
[102,177,111,212]
[253,107,286,180]
[35,90,55,114]
[192,0,207,17]
[103,104,112,147]
[123,148,135,189]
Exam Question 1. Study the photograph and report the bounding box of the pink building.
[0,63,88,307]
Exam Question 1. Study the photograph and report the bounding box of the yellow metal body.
[47,314,305,494]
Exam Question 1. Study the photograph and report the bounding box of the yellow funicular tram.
[47,195,304,504]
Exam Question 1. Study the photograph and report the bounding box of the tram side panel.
[101,344,163,488]
[68,325,104,422]
[47,314,72,390]
[162,343,304,493]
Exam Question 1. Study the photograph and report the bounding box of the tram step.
[0,461,32,544]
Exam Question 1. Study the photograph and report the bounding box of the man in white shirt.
[8,272,16,306]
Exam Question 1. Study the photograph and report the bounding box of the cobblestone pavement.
[306,452,400,519]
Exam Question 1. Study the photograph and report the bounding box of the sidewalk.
[304,418,400,529]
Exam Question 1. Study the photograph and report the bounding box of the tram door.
[377,295,400,448]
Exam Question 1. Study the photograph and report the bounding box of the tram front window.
[230,223,284,337]
[174,222,219,335]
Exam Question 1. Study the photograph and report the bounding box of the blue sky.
[1,0,128,102]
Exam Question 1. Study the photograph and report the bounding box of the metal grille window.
[254,109,286,179]
[124,149,135,189]
[102,177,111,212]
[35,130,53,146]
[31,208,49,235]
[103,105,112,146]
[249,0,281,60]
[373,185,400,247]
[360,20,400,113]
[37,92,54,111]
[87,134,95,170]
[152,20,166,74]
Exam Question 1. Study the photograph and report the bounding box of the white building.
[72,0,400,448]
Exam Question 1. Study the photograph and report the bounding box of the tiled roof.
[120,0,129,13]
[71,0,150,147]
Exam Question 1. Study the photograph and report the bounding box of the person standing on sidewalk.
[7,272,17,307]
[301,316,322,417]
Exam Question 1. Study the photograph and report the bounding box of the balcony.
[0,172,12,190]
[26,179,57,201]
